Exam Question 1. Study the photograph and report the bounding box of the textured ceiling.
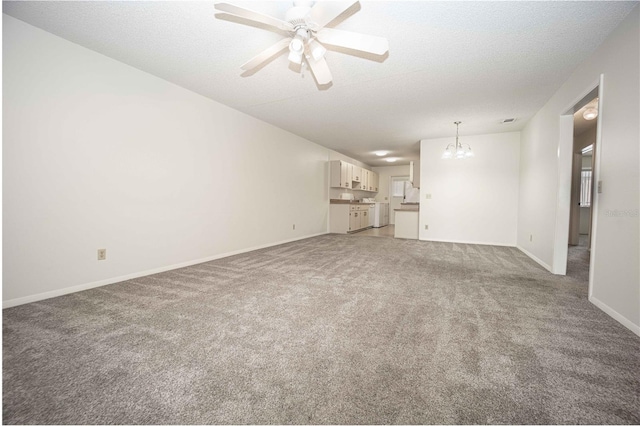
[3,1,636,166]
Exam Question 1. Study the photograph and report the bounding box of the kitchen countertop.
[330,199,375,204]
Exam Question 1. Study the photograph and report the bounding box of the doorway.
[389,175,409,225]
[566,91,599,283]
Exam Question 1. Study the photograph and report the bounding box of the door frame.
[554,74,603,300]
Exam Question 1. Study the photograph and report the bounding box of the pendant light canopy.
[442,121,474,159]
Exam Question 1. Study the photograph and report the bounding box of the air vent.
[501,118,517,124]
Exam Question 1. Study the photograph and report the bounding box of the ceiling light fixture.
[442,121,474,159]
[287,30,307,65]
[385,158,398,163]
[307,39,327,62]
[215,1,390,89]
[583,107,598,121]
[375,151,389,157]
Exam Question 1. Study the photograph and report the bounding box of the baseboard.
[421,237,516,248]
[516,245,553,272]
[3,232,329,309]
[589,295,640,337]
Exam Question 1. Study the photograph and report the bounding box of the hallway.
[567,235,590,283]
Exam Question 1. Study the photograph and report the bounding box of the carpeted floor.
[566,234,590,283]
[3,234,639,424]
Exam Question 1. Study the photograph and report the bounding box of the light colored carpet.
[566,234,590,283]
[3,234,639,424]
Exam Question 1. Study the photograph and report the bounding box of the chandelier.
[442,121,474,159]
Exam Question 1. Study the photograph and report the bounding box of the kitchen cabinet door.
[361,169,369,192]
[372,172,379,192]
[361,210,369,228]
[330,160,352,188]
[341,161,352,188]
[349,211,360,232]
[352,165,361,184]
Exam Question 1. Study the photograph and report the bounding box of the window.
[392,180,405,197]
[580,170,592,207]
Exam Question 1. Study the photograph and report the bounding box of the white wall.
[517,6,639,334]
[420,132,520,246]
[2,15,330,306]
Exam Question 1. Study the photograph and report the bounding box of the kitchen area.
[328,159,419,239]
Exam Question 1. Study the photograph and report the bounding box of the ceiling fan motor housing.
[285,5,312,28]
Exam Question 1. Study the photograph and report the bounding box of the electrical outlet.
[425,194,432,199]
[97,249,106,260]
[529,234,533,242]
[425,225,429,230]
[597,181,602,193]
[293,224,296,230]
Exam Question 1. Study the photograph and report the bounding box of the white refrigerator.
[373,202,389,228]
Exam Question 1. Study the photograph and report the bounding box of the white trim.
[3,232,329,309]
[421,238,516,248]
[552,114,574,274]
[589,295,640,337]
[517,245,553,272]
[588,75,605,299]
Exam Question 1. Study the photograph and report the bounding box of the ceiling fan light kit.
[308,39,327,61]
[214,1,389,88]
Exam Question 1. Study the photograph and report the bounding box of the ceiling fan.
[214,1,389,88]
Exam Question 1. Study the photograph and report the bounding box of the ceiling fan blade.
[214,3,294,32]
[316,27,388,56]
[306,55,332,86]
[241,38,291,71]
[310,1,360,30]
